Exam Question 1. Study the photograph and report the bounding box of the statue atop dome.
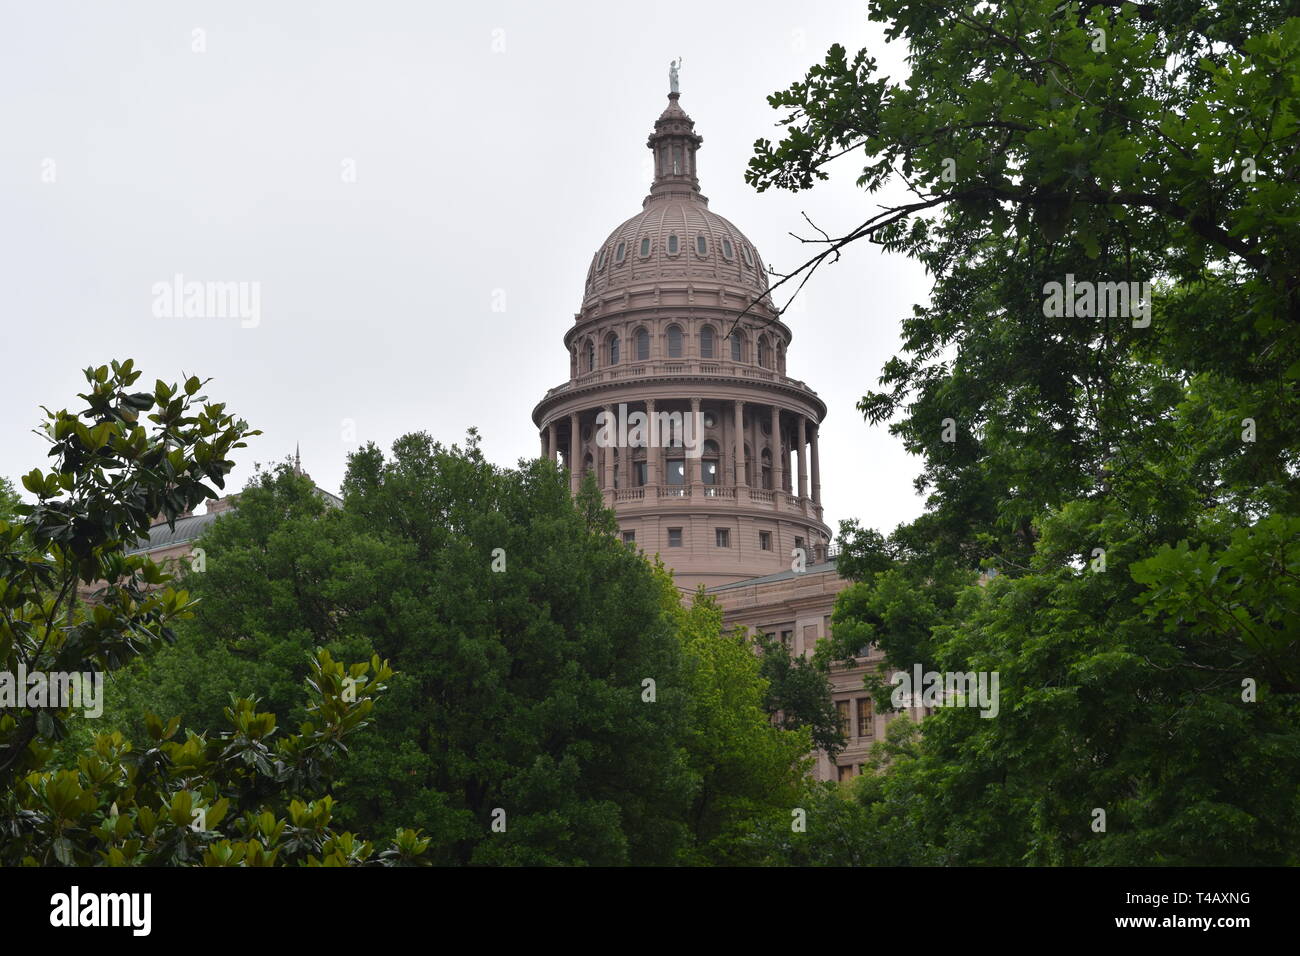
[669,57,682,94]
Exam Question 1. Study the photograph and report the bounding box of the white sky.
[0,0,932,538]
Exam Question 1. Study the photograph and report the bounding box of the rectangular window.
[857,698,873,737]
[794,536,805,555]
[622,530,635,545]
[666,459,685,485]
[759,531,771,551]
[667,527,683,548]
[836,700,850,737]
[634,461,648,486]
[715,528,730,548]
[780,629,792,651]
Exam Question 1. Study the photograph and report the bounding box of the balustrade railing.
[605,483,824,518]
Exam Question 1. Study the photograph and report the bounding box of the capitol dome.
[582,92,772,308]
[533,84,831,591]
[583,201,770,304]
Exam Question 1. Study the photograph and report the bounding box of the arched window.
[608,333,620,365]
[635,327,650,361]
[584,339,595,372]
[596,248,607,271]
[721,238,734,260]
[667,234,679,255]
[760,449,773,490]
[614,241,626,264]
[758,335,771,369]
[640,237,651,257]
[583,452,594,479]
[696,235,708,256]
[699,326,714,358]
[702,440,720,486]
[777,342,786,375]
[667,325,683,359]
[743,443,753,486]
[730,332,743,362]
[742,244,754,267]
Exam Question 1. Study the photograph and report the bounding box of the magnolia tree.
[0,361,429,866]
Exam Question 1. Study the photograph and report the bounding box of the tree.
[110,434,822,865]
[1,361,427,866]
[672,589,813,864]
[752,629,844,758]
[746,2,1300,864]
[0,477,20,523]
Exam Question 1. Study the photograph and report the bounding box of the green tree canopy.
[113,433,817,865]
[1,362,427,866]
[749,1,1300,864]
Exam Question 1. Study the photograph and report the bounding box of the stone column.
[540,430,547,458]
[770,406,783,494]
[547,421,557,463]
[733,400,746,487]
[568,412,580,495]
[797,414,808,500]
[622,434,633,489]
[646,399,659,489]
[603,404,616,492]
[721,399,733,487]
[689,397,703,488]
[811,422,822,505]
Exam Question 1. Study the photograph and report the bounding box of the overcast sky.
[0,0,934,538]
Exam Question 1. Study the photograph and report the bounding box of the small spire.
[294,443,301,474]
[646,66,704,202]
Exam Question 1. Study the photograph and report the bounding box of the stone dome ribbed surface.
[583,197,770,303]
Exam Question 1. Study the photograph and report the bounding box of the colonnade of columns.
[538,399,821,506]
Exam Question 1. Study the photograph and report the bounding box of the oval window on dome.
[597,248,607,270]
[696,235,707,256]
[722,238,734,260]
[615,241,626,264]
[742,244,754,267]
[667,234,679,255]
[640,237,651,257]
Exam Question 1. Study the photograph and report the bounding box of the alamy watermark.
[594,403,705,458]
[152,273,261,328]
[890,665,1000,718]
[1042,274,1151,328]
[0,666,103,718]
